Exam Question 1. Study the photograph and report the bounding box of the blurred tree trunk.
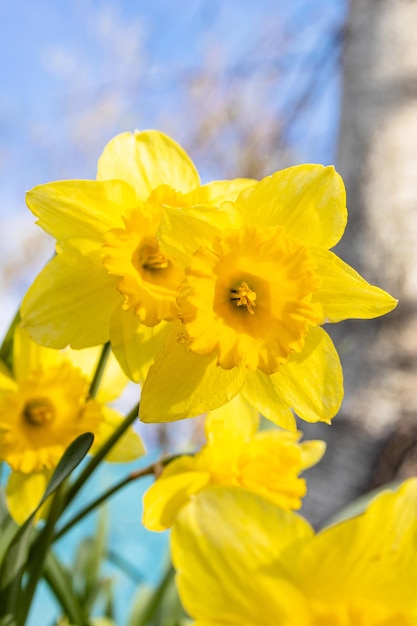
[303,0,417,526]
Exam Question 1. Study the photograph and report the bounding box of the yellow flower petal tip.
[6,470,53,525]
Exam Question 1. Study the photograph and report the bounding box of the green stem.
[17,485,66,626]
[89,342,111,398]
[53,461,159,542]
[54,454,180,543]
[62,403,140,512]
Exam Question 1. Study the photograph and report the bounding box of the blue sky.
[0,0,347,191]
[0,0,347,332]
[0,1,348,622]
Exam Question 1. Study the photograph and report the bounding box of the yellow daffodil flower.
[143,395,325,531]
[0,327,145,523]
[172,479,417,625]
[20,130,253,381]
[140,165,397,428]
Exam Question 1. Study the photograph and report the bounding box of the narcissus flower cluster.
[140,164,396,428]
[8,129,406,621]
[0,326,144,523]
[21,130,397,430]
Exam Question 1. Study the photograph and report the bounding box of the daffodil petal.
[159,203,235,267]
[6,470,52,524]
[251,427,324,473]
[266,326,343,425]
[237,164,347,249]
[313,248,398,322]
[205,395,259,445]
[297,478,417,609]
[13,325,61,384]
[160,455,198,478]
[21,249,121,349]
[139,324,246,423]
[143,465,210,531]
[96,130,200,199]
[172,486,312,625]
[63,345,102,377]
[109,307,170,383]
[299,440,327,470]
[26,180,134,244]
[192,178,256,204]
[92,406,145,462]
[242,373,297,431]
[63,346,128,403]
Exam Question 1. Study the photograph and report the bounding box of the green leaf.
[0,484,11,524]
[0,615,17,626]
[64,405,139,510]
[41,433,94,505]
[157,574,188,626]
[128,586,154,626]
[73,510,108,612]
[102,579,115,620]
[0,310,20,371]
[128,560,188,626]
[0,521,18,574]
[84,510,108,603]
[0,489,18,568]
[0,433,94,618]
[106,549,145,584]
[44,551,88,626]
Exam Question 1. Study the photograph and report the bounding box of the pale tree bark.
[302,0,417,526]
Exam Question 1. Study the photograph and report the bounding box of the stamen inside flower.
[178,224,323,374]
[102,185,186,325]
[22,398,55,426]
[0,362,99,473]
[230,281,257,314]
[132,238,169,272]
